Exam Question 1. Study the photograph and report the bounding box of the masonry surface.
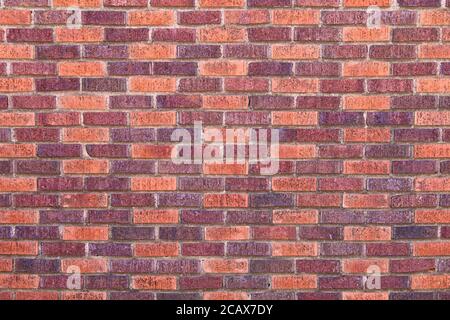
[0,0,449,301]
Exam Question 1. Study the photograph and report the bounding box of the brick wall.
[0,0,449,300]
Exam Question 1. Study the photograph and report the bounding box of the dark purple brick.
[159,227,201,241]
[36,78,79,92]
[111,194,155,207]
[112,227,155,240]
[224,44,268,59]
[153,28,196,42]
[38,177,83,192]
[82,11,126,25]
[16,160,59,175]
[110,260,154,274]
[39,210,84,224]
[227,242,270,257]
[158,193,202,207]
[226,275,270,289]
[84,45,128,59]
[36,45,81,60]
[89,243,132,257]
[108,62,151,75]
[110,95,152,109]
[82,78,127,92]
[7,28,53,42]
[105,28,149,42]
[15,259,60,273]
[111,160,155,175]
[88,210,130,224]
[182,243,225,257]
[248,62,292,76]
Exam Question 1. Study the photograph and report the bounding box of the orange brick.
[414,242,450,256]
[343,61,389,77]
[63,160,108,174]
[128,10,175,26]
[272,111,318,126]
[411,275,450,290]
[200,27,245,43]
[415,209,450,224]
[0,179,36,192]
[417,79,450,93]
[344,161,390,175]
[0,44,33,59]
[0,10,31,25]
[0,275,39,289]
[134,210,179,224]
[343,26,390,42]
[415,144,450,158]
[130,77,177,92]
[0,241,38,255]
[132,145,173,159]
[272,177,316,192]
[272,78,318,93]
[204,194,248,208]
[203,95,248,110]
[205,227,250,240]
[56,27,103,42]
[53,0,101,7]
[204,163,248,175]
[63,227,109,241]
[203,259,248,273]
[200,0,245,8]
[420,10,450,26]
[16,292,59,300]
[272,45,320,60]
[272,10,320,25]
[344,96,390,110]
[444,28,450,41]
[416,111,450,126]
[62,259,108,273]
[130,111,176,126]
[344,227,391,241]
[204,292,249,300]
[343,292,389,300]
[133,276,176,290]
[419,45,450,59]
[0,113,34,126]
[131,177,177,191]
[59,95,106,110]
[415,177,450,192]
[63,128,109,142]
[344,194,389,209]
[59,62,104,77]
[135,243,179,257]
[0,259,12,272]
[272,242,318,257]
[0,78,33,92]
[225,10,270,25]
[279,145,316,159]
[130,44,175,59]
[342,259,389,273]
[273,210,318,224]
[344,128,390,143]
[416,210,450,223]
[62,292,106,300]
[62,194,108,208]
[0,144,35,158]
[344,0,391,6]
[272,275,317,289]
[200,61,246,76]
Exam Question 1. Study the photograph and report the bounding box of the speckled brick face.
[0,0,449,301]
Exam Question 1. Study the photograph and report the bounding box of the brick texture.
[0,0,449,301]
